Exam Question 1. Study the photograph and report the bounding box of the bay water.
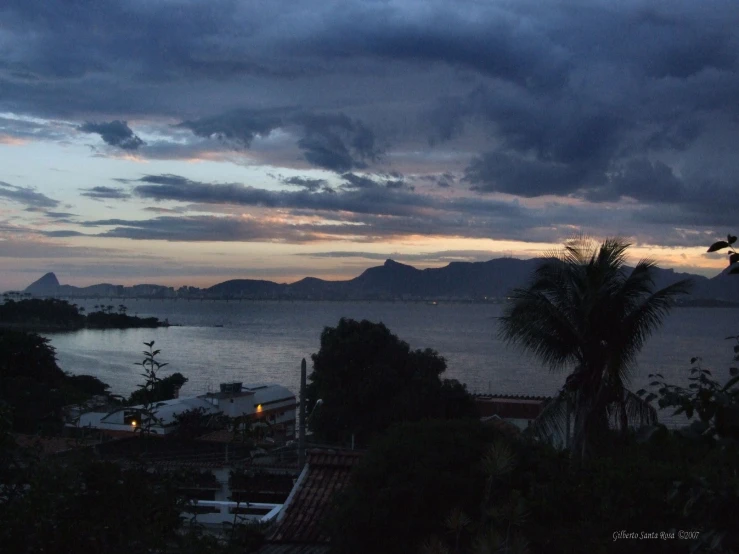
[44,300,739,425]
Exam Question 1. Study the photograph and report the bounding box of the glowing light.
[256,404,263,413]
[131,421,137,427]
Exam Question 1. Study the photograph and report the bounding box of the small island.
[0,298,169,332]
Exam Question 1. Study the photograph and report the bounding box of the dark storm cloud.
[180,109,381,172]
[419,173,456,189]
[2,0,739,249]
[178,109,285,147]
[300,2,571,90]
[0,181,59,208]
[583,159,685,203]
[42,211,77,219]
[130,173,431,217]
[24,208,77,224]
[42,230,88,238]
[281,177,327,192]
[132,173,514,224]
[80,186,131,200]
[97,171,615,244]
[78,121,144,150]
[138,174,193,186]
[339,173,381,190]
[340,173,409,191]
[293,112,380,172]
[77,215,326,243]
[142,206,188,215]
[464,152,591,197]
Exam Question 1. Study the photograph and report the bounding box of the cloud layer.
[1,0,738,280]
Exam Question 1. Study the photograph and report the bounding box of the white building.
[202,382,297,437]
[77,382,297,437]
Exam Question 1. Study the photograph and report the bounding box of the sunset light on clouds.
[1,0,737,290]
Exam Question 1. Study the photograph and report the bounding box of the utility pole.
[298,358,307,468]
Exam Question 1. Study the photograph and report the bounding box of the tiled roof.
[258,545,330,554]
[267,449,363,545]
[475,396,549,420]
[96,429,142,439]
[473,393,553,402]
[13,434,96,457]
[196,429,251,443]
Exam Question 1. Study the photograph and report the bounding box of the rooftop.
[474,395,551,420]
[267,449,363,545]
[100,396,220,427]
[13,434,97,457]
[205,383,295,404]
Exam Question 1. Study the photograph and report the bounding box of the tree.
[306,318,477,445]
[499,237,691,460]
[0,453,189,554]
[0,330,67,433]
[328,419,505,554]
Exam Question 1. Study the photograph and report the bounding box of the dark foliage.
[329,419,501,554]
[0,330,116,433]
[707,233,739,274]
[86,310,162,329]
[330,419,714,554]
[0,298,164,330]
[63,374,110,397]
[128,372,188,405]
[0,298,85,329]
[171,407,223,439]
[0,454,185,554]
[306,318,477,445]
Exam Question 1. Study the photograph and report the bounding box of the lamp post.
[298,358,307,468]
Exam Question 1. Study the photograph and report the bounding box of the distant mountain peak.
[383,259,415,269]
[25,272,60,294]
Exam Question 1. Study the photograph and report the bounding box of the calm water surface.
[44,300,739,424]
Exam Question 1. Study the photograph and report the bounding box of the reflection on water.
[44,300,739,425]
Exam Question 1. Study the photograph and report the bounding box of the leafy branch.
[133,340,168,436]
[707,233,739,274]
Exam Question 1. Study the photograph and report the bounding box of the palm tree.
[499,237,691,460]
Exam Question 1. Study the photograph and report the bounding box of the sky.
[1,0,738,291]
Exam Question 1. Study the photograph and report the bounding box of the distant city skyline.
[2,0,737,290]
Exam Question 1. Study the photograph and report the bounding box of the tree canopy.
[328,419,504,554]
[306,318,477,445]
[0,330,114,433]
[499,237,691,460]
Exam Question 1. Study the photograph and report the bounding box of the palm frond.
[482,440,517,478]
[498,288,581,371]
[420,536,451,554]
[618,279,693,365]
[444,507,472,533]
[471,528,504,554]
[530,392,570,445]
[622,388,658,427]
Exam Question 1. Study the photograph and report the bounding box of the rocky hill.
[18,258,739,303]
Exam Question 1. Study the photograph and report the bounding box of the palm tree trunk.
[619,395,629,435]
[565,397,571,449]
